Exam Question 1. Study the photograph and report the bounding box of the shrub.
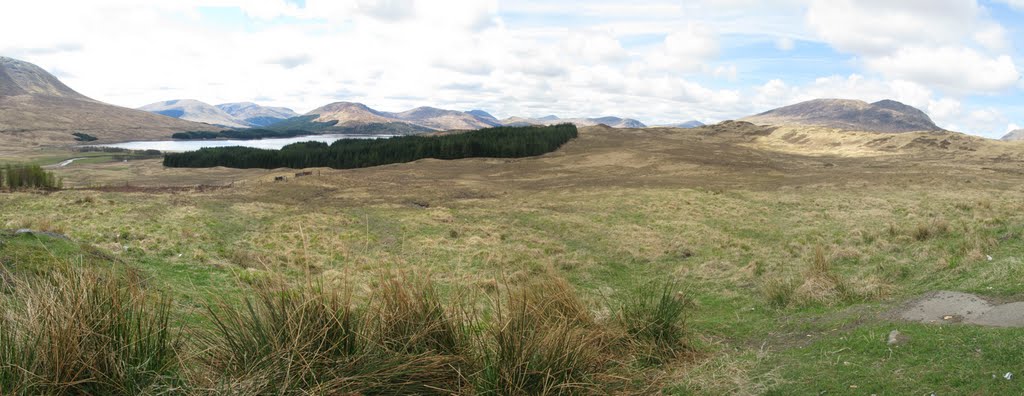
[1,164,62,190]
[71,132,98,141]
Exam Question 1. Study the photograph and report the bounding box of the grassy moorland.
[3,124,1024,394]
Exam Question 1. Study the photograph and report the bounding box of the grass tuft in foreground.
[0,232,696,394]
[0,269,181,395]
[617,281,693,364]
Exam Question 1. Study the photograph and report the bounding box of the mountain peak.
[742,98,940,133]
[467,109,495,119]
[1002,129,1024,142]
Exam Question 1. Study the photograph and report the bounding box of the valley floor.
[4,124,1024,393]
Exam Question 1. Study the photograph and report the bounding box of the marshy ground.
[4,123,1024,394]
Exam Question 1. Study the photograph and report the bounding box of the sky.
[1,0,1022,137]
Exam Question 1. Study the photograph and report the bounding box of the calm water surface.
[95,134,394,152]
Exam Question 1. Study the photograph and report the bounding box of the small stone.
[1005,372,1013,380]
[887,330,910,346]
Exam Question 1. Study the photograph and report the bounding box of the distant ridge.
[216,102,298,127]
[656,120,705,128]
[140,99,250,128]
[741,99,941,133]
[301,102,502,131]
[466,110,501,126]
[139,100,298,128]
[498,115,647,129]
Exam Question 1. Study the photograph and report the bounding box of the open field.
[4,124,1024,393]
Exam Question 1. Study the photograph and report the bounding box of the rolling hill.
[741,99,941,133]
[0,56,216,147]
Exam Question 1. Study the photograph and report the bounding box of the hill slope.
[0,56,215,146]
[216,102,298,127]
[139,99,250,128]
[741,99,941,133]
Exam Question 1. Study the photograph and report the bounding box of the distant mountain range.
[0,56,215,144]
[501,115,646,128]
[275,102,647,132]
[655,121,705,128]
[0,56,987,149]
[1003,129,1024,141]
[302,102,502,131]
[741,99,941,133]
[216,102,299,127]
[138,99,298,128]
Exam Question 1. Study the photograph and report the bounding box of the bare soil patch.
[892,291,1024,328]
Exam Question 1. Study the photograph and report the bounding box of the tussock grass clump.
[761,277,799,308]
[0,254,694,394]
[200,280,464,395]
[0,269,181,395]
[764,246,872,308]
[476,276,611,395]
[792,246,853,306]
[617,281,693,363]
[370,274,467,356]
[911,218,950,241]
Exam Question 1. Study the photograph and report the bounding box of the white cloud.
[997,0,1024,10]
[564,32,627,63]
[267,54,313,69]
[864,47,1020,93]
[807,0,982,55]
[713,64,738,81]
[1007,123,1021,133]
[974,24,1009,52]
[775,37,795,51]
[664,23,718,59]
[806,0,1020,94]
[644,23,719,72]
[927,98,962,121]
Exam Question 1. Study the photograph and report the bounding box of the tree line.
[163,124,578,169]
[2,164,62,190]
